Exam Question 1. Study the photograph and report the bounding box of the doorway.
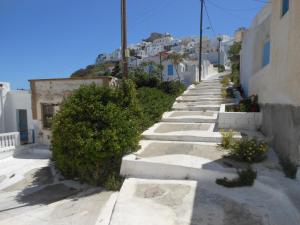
[17,109,28,144]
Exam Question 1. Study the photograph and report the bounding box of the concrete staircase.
[120,78,241,181]
[108,76,300,225]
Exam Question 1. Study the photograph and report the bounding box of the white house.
[0,82,34,144]
[240,0,300,166]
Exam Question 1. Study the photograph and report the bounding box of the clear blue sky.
[0,0,267,89]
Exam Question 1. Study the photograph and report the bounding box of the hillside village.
[0,0,299,225]
[93,32,238,84]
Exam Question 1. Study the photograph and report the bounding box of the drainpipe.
[0,84,5,133]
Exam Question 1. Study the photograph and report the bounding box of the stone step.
[112,175,300,225]
[161,111,218,123]
[190,86,222,89]
[108,179,200,225]
[182,92,222,97]
[142,122,241,143]
[172,102,221,111]
[176,96,230,103]
[120,141,239,181]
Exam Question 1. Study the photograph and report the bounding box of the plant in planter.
[219,129,235,149]
[229,138,268,163]
[239,95,260,112]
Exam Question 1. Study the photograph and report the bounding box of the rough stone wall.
[261,104,300,166]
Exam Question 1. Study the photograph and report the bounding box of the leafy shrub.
[52,81,141,186]
[104,173,124,191]
[230,70,240,86]
[159,81,186,96]
[218,65,225,73]
[221,76,231,87]
[216,167,257,188]
[239,95,260,112]
[137,87,176,130]
[219,129,235,149]
[229,138,268,163]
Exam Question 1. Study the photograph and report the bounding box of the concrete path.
[110,74,300,225]
[0,147,116,225]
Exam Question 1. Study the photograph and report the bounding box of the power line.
[206,0,263,12]
[203,0,217,37]
[205,0,253,20]
[251,0,270,4]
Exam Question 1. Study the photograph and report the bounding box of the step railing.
[0,132,20,152]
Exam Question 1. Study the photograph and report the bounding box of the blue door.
[168,64,174,76]
[18,109,28,144]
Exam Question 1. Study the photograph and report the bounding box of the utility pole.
[217,36,223,72]
[199,0,204,81]
[218,37,222,72]
[121,0,128,79]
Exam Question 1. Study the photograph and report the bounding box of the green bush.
[104,173,124,191]
[137,87,176,130]
[218,65,225,73]
[52,81,141,186]
[230,138,268,163]
[221,76,231,87]
[230,69,240,86]
[216,167,257,188]
[159,81,186,96]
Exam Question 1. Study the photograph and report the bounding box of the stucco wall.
[244,0,300,166]
[4,91,34,133]
[0,82,10,133]
[249,0,300,106]
[261,104,300,166]
[240,4,271,96]
[30,77,117,145]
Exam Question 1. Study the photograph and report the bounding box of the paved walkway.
[109,74,300,225]
[0,147,116,225]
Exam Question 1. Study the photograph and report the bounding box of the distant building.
[240,0,300,166]
[234,27,247,42]
[29,77,118,145]
[0,82,34,144]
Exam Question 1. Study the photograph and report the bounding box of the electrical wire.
[203,0,217,37]
[206,0,264,12]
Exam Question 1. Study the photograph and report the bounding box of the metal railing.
[0,132,20,152]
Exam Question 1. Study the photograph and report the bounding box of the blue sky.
[0,0,267,89]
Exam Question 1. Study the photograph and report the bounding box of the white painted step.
[142,122,241,143]
[110,177,300,225]
[172,102,221,111]
[176,96,230,103]
[182,92,222,97]
[161,111,218,123]
[121,140,239,181]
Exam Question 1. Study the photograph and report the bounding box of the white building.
[240,0,300,166]
[0,82,34,144]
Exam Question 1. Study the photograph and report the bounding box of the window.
[42,104,54,129]
[262,40,271,67]
[167,64,174,76]
[282,0,289,17]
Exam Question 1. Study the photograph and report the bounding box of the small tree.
[167,53,185,81]
[52,81,141,186]
[228,42,242,64]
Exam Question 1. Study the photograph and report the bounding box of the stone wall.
[261,104,300,166]
[218,104,262,131]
